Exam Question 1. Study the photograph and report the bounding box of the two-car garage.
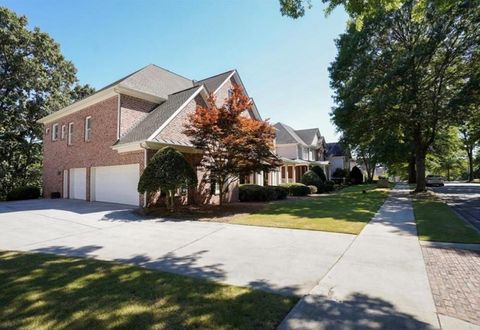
[66,164,140,206]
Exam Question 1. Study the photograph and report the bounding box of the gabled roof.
[118,85,203,144]
[194,70,235,93]
[326,142,346,157]
[295,128,320,146]
[274,122,307,146]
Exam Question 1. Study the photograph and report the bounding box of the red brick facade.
[42,95,146,204]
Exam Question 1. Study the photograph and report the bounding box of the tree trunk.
[447,167,450,182]
[218,179,224,206]
[467,146,474,182]
[415,146,427,192]
[408,154,416,184]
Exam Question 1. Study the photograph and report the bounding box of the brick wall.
[42,95,145,203]
[119,95,158,137]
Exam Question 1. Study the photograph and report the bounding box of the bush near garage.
[279,183,310,196]
[239,185,289,202]
[6,186,41,201]
[349,166,364,185]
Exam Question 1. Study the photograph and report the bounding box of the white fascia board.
[213,70,236,94]
[38,87,117,124]
[146,86,205,141]
[114,85,165,104]
[111,141,145,153]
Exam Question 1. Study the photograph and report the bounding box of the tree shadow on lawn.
[281,292,434,330]
[0,250,297,330]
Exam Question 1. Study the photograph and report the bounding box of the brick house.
[38,64,261,206]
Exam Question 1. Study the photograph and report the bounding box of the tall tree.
[184,85,280,205]
[0,7,93,199]
[330,0,480,191]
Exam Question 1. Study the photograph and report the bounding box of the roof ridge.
[147,64,192,82]
[195,69,235,83]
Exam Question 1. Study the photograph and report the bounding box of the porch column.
[292,165,296,183]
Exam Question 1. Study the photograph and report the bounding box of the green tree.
[329,0,480,191]
[138,147,197,211]
[0,7,93,199]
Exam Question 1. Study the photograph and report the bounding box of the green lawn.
[232,184,391,235]
[0,251,297,330]
[413,198,480,244]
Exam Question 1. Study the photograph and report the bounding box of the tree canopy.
[0,7,94,199]
[138,147,197,210]
[184,85,280,204]
[329,0,480,191]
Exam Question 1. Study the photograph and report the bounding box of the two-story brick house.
[273,122,330,183]
[39,64,261,206]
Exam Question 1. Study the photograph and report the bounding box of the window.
[61,125,66,140]
[227,88,233,97]
[68,122,74,145]
[84,116,92,142]
[52,124,59,141]
[210,179,220,195]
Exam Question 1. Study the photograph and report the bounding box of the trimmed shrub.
[350,166,364,185]
[324,180,335,192]
[273,186,288,200]
[239,184,266,202]
[332,168,348,178]
[308,185,318,194]
[239,185,289,202]
[301,170,322,187]
[280,183,310,196]
[6,186,41,201]
[311,165,327,183]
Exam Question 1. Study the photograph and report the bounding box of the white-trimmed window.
[61,125,66,140]
[52,124,59,141]
[84,116,92,142]
[227,88,233,97]
[68,122,74,145]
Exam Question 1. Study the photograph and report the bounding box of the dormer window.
[52,124,59,141]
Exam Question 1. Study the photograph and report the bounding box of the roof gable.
[274,122,306,146]
[195,70,235,93]
[118,85,203,145]
[295,128,321,146]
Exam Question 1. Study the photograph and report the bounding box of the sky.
[2,0,349,142]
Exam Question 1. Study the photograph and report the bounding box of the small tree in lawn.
[350,166,364,185]
[311,165,327,183]
[183,85,280,205]
[138,147,197,211]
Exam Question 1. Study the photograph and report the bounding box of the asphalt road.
[431,182,480,232]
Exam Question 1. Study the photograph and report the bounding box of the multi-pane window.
[84,116,92,142]
[68,122,74,145]
[52,124,59,141]
[61,125,66,140]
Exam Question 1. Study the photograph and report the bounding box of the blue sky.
[2,0,348,142]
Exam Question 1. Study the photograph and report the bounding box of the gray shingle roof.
[295,128,320,145]
[274,122,307,146]
[195,70,235,93]
[118,85,202,144]
[119,64,193,99]
[326,142,345,157]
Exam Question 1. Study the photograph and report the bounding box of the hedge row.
[239,184,288,202]
[6,186,41,201]
[279,183,310,196]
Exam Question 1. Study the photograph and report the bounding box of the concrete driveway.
[0,199,354,296]
[431,182,480,231]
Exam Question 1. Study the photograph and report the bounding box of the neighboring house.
[325,142,353,178]
[273,123,329,183]
[38,64,261,206]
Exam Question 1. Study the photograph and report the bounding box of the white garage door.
[91,164,140,206]
[69,168,86,200]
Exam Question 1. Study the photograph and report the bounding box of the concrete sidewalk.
[279,184,440,329]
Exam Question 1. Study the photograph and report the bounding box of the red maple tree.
[183,85,280,204]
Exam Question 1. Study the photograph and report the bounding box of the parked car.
[426,175,445,187]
